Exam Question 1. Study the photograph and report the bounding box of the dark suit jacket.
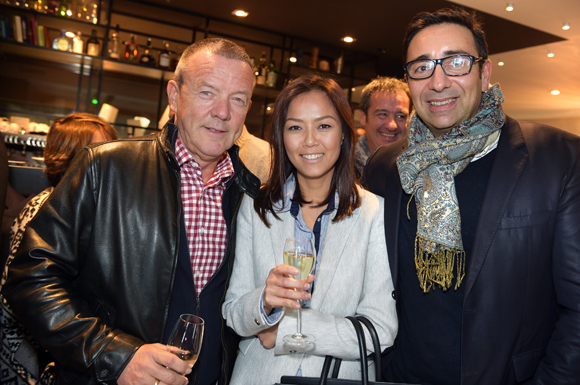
[364,116,580,385]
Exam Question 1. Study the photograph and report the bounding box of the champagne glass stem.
[296,299,303,337]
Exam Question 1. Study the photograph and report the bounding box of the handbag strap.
[346,315,369,385]
[356,316,382,381]
[318,356,334,385]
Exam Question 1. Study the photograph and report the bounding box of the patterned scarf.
[397,83,505,292]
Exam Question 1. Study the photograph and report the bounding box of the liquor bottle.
[52,29,71,51]
[266,60,277,88]
[86,29,100,56]
[124,34,139,62]
[250,57,258,78]
[170,45,181,71]
[72,31,83,54]
[256,52,267,86]
[108,25,120,59]
[139,38,156,67]
[158,41,171,69]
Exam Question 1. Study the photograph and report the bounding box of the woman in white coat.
[222,75,397,385]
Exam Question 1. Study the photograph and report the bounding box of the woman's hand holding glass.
[263,264,315,315]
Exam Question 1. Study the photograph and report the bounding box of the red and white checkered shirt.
[175,137,235,296]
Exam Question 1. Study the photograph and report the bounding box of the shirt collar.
[175,136,235,184]
[275,174,339,214]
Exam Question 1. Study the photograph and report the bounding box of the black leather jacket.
[3,121,260,384]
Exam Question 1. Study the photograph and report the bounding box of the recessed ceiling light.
[547,51,555,58]
[498,61,505,66]
[506,3,514,11]
[551,90,560,95]
[232,10,248,17]
[562,22,570,30]
[342,36,356,43]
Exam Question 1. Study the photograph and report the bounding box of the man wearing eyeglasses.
[364,7,580,385]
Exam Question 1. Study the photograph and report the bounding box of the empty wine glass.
[282,237,316,347]
[167,314,204,368]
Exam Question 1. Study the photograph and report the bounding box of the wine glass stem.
[296,299,303,337]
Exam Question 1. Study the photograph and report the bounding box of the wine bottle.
[72,31,83,54]
[250,57,258,79]
[108,25,120,59]
[139,37,156,67]
[58,0,71,17]
[125,34,139,62]
[266,60,277,88]
[256,51,267,86]
[52,29,71,51]
[158,41,171,69]
[86,29,100,56]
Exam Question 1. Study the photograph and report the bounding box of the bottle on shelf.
[72,31,83,54]
[86,29,100,56]
[124,34,139,62]
[250,57,258,78]
[170,45,181,71]
[52,29,71,52]
[158,41,171,69]
[58,0,71,17]
[335,52,344,74]
[139,37,156,67]
[256,51,267,86]
[310,46,319,69]
[266,60,277,88]
[108,25,120,60]
[46,0,58,14]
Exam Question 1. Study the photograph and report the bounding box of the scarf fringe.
[414,235,466,292]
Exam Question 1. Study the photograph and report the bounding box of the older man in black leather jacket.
[3,38,259,385]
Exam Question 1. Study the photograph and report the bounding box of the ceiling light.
[506,3,514,11]
[289,56,297,63]
[547,51,554,58]
[562,22,570,30]
[498,61,505,66]
[551,90,560,95]
[342,36,356,43]
[232,10,248,17]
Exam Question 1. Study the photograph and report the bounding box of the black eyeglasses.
[404,54,483,80]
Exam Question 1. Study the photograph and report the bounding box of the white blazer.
[222,187,397,385]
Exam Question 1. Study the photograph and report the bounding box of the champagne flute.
[167,314,204,368]
[282,237,316,346]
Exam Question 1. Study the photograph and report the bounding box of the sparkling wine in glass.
[167,314,204,368]
[282,237,316,347]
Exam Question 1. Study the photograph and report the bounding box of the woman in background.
[223,75,397,385]
[0,112,117,385]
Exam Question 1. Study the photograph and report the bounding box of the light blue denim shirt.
[260,174,338,321]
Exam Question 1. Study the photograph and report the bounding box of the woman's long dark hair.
[255,74,360,227]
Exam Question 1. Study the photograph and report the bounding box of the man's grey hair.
[359,76,412,115]
[174,38,253,86]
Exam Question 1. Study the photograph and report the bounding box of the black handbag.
[278,316,418,385]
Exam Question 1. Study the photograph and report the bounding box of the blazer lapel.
[310,208,359,308]
[464,117,529,300]
[384,143,407,289]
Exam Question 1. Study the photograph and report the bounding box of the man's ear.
[481,59,492,92]
[359,110,367,127]
[167,80,179,113]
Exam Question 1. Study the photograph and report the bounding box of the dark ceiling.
[142,0,564,77]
